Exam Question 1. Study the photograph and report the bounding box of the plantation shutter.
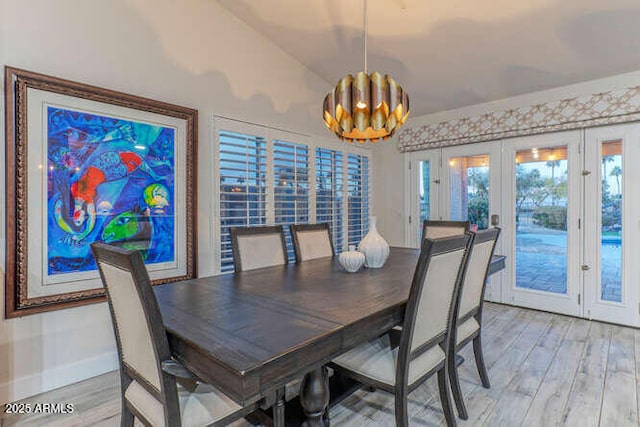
[273,140,310,262]
[219,130,268,273]
[347,153,370,247]
[315,147,344,252]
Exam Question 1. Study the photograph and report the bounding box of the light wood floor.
[2,303,639,426]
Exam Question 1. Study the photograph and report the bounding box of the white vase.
[358,216,390,268]
[339,245,365,273]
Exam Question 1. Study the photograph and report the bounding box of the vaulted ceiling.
[218,0,640,117]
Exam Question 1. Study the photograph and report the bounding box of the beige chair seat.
[456,318,480,346]
[332,334,445,387]
[125,380,242,427]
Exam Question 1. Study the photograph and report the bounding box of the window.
[218,130,267,273]
[347,154,370,247]
[216,118,370,273]
[316,148,343,251]
[273,140,310,262]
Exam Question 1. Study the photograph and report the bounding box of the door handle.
[491,214,500,226]
[581,265,591,271]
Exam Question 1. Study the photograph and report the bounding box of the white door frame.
[501,130,582,317]
[583,124,640,326]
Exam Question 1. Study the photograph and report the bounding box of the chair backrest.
[91,242,179,426]
[396,234,472,386]
[290,223,334,262]
[458,228,501,322]
[422,220,470,240]
[230,225,288,272]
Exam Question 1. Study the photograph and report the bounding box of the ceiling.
[218,0,640,117]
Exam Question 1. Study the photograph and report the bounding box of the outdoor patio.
[516,224,622,302]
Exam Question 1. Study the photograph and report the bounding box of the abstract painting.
[47,107,176,274]
[5,67,197,317]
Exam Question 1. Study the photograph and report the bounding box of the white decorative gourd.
[358,216,390,268]
[339,245,365,273]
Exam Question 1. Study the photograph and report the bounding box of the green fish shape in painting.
[101,208,153,258]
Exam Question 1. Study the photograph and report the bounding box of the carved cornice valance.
[397,86,640,152]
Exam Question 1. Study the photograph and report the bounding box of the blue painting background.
[47,106,176,275]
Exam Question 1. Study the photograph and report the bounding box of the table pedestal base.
[300,367,329,427]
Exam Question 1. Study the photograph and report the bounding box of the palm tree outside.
[610,166,622,195]
[602,155,614,182]
[546,160,561,205]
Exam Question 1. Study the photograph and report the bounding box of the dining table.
[154,247,506,426]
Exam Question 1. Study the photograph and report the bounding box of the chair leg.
[438,368,457,427]
[394,388,409,427]
[448,354,468,420]
[273,386,286,427]
[120,404,134,427]
[473,335,491,388]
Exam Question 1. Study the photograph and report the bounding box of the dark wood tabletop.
[154,247,506,409]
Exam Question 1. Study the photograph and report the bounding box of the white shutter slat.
[347,154,369,248]
[316,148,344,252]
[219,130,268,273]
[274,141,310,262]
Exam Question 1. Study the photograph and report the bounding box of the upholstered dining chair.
[91,243,256,427]
[228,225,290,424]
[448,227,501,420]
[330,234,473,427]
[229,225,288,272]
[422,220,470,240]
[290,223,334,262]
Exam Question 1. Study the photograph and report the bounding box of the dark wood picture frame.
[4,67,198,318]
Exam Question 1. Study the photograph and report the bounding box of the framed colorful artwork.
[4,67,197,317]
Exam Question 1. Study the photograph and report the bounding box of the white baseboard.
[0,351,118,404]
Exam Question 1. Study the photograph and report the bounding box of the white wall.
[371,138,405,247]
[373,69,640,247]
[0,0,338,403]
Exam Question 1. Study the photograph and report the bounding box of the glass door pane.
[419,160,431,226]
[501,131,580,317]
[442,142,502,302]
[449,154,490,230]
[599,141,622,302]
[584,124,640,327]
[407,150,440,249]
[418,160,432,241]
[515,146,568,294]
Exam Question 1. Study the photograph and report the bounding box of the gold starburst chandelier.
[323,0,410,143]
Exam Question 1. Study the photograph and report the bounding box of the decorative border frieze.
[398,86,640,152]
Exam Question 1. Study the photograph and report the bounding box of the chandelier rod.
[363,0,368,74]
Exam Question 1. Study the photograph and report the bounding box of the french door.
[406,125,640,325]
[406,150,440,248]
[583,124,640,326]
[501,131,582,317]
[407,142,502,301]
[441,142,502,301]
